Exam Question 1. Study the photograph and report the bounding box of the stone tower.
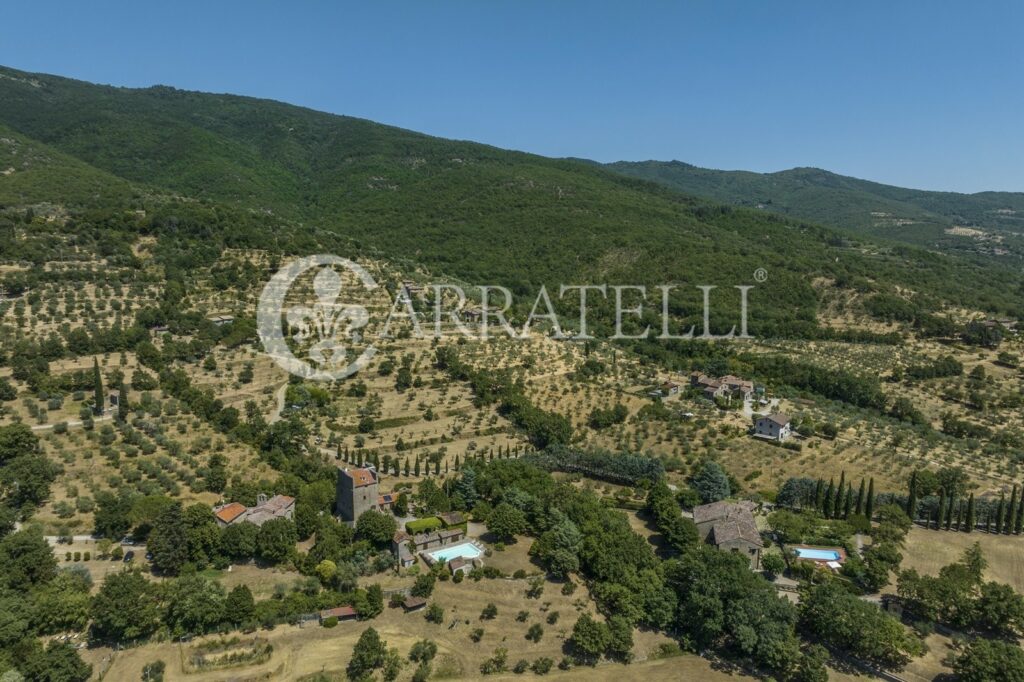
[336,466,379,524]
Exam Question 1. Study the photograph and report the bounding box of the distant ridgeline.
[0,64,1023,342]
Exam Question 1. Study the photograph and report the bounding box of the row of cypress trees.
[906,471,1024,534]
[810,472,875,520]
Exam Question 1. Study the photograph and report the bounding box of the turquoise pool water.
[794,547,841,561]
[428,543,483,562]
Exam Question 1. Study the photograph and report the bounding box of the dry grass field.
[900,525,1024,592]
[81,568,697,682]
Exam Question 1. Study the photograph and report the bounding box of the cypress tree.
[985,506,992,533]
[955,499,964,531]
[936,489,947,531]
[865,478,875,521]
[403,458,410,476]
[855,478,866,516]
[834,472,846,519]
[965,493,976,533]
[814,479,824,512]
[907,471,918,522]
[435,459,440,476]
[414,458,420,477]
[1007,485,1019,535]
[92,358,104,416]
[843,484,853,519]
[944,495,955,530]
[995,494,1006,534]
[1015,485,1024,534]
[454,454,461,471]
[115,376,129,423]
[823,478,835,518]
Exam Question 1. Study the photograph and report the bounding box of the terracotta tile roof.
[344,468,377,488]
[319,606,357,620]
[213,502,247,524]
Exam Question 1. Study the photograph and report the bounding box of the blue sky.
[1,2,1021,192]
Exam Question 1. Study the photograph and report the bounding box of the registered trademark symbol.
[754,268,768,283]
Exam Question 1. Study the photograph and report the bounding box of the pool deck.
[420,540,487,566]
[788,544,847,564]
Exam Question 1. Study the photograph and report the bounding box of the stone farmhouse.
[689,372,754,402]
[213,493,295,528]
[391,527,467,568]
[693,500,763,569]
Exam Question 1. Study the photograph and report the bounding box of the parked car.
[123,550,135,563]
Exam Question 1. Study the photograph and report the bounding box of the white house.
[754,413,792,442]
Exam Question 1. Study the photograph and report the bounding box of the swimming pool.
[427,542,483,563]
[793,547,842,561]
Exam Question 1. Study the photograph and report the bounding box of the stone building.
[336,466,379,524]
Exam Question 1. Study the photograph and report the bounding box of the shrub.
[532,657,554,674]
[425,603,444,624]
[322,617,338,628]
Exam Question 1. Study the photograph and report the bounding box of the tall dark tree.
[115,374,130,423]
[147,502,188,574]
[813,478,824,512]
[936,489,947,531]
[348,627,387,680]
[1007,485,1018,535]
[865,478,875,520]
[855,478,866,516]
[823,478,835,518]
[945,495,956,531]
[1015,485,1024,534]
[92,358,104,416]
[906,471,918,521]
[965,493,976,533]
[833,472,846,519]
[995,494,1006,534]
[225,584,256,626]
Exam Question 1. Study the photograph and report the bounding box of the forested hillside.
[606,160,1024,260]
[1,64,1023,332]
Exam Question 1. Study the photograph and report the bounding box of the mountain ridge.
[1,63,1022,328]
[604,159,1024,256]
